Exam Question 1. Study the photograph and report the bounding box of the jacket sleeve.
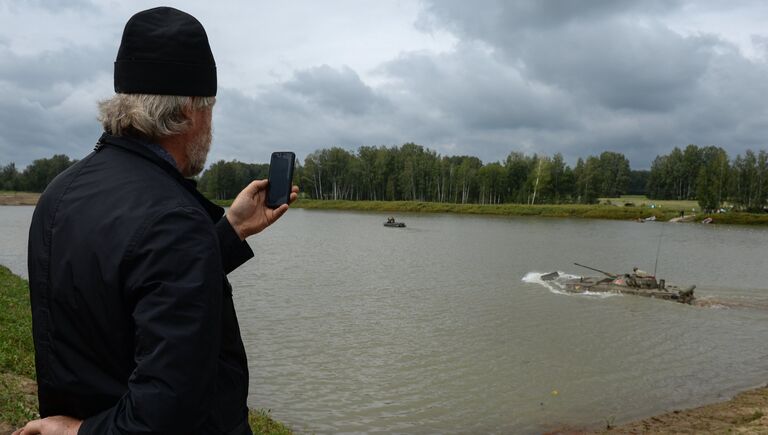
[216,216,254,274]
[78,207,224,434]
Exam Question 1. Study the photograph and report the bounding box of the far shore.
[3,192,768,225]
[0,192,39,206]
[289,199,768,225]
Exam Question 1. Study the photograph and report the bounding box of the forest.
[2,144,766,212]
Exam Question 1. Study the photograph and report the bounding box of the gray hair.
[98,94,215,139]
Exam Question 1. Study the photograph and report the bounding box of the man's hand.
[226,179,299,240]
[13,416,82,435]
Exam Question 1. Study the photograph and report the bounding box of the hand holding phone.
[266,151,296,208]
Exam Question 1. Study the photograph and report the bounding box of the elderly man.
[19,7,296,435]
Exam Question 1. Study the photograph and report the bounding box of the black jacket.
[28,133,255,434]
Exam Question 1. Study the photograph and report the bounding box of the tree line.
[0,155,76,192]
[647,145,768,212]
[2,144,766,212]
[298,144,635,205]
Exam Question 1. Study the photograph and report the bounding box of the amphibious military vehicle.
[544,263,695,304]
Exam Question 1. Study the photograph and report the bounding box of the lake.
[2,206,767,433]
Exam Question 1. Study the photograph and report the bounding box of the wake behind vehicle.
[544,263,695,304]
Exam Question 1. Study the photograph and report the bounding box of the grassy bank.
[0,265,292,434]
[266,199,768,225]
[7,193,767,225]
[598,195,700,211]
[0,266,37,432]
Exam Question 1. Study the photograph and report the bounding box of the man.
[18,7,297,434]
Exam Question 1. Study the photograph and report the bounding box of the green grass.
[0,265,38,427]
[0,266,35,378]
[599,195,700,212]
[212,197,767,225]
[0,265,293,433]
[285,199,681,221]
[249,409,293,435]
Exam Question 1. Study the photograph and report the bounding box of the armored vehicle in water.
[384,217,406,227]
[544,263,695,304]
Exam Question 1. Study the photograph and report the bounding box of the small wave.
[522,271,619,299]
[694,296,768,310]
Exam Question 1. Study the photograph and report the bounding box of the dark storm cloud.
[2,1,766,171]
[0,40,112,166]
[0,41,112,92]
[516,22,715,111]
[0,80,104,167]
[420,1,713,112]
[418,0,681,34]
[283,65,388,115]
[401,0,768,167]
[379,43,578,131]
[210,71,401,164]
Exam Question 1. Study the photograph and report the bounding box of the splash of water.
[522,271,619,299]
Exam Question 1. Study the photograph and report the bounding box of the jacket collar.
[96,132,224,223]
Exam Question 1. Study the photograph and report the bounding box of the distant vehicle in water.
[384,217,406,228]
[544,263,695,304]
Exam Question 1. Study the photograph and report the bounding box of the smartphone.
[266,151,295,208]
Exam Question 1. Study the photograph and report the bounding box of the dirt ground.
[597,385,768,434]
[546,385,768,434]
[0,193,39,206]
[0,373,38,435]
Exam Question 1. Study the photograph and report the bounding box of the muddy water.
[2,206,767,433]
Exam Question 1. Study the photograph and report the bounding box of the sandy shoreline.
[575,384,768,434]
[0,192,39,206]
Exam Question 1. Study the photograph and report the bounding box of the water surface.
[2,206,767,433]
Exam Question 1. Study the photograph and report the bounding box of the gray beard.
[185,126,212,177]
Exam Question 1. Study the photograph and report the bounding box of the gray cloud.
[379,43,578,131]
[753,35,768,59]
[0,41,112,93]
[1,1,767,171]
[516,22,715,111]
[0,79,105,166]
[417,0,682,39]
[400,0,768,166]
[283,65,389,115]
[3,0,99,13]
[0,39,112,167]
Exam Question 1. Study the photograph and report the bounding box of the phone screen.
[266,151,295,208]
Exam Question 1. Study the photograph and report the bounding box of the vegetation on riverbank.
[0,266,37,431]
[0,265,292,434]
[269,198,768,225]
[6,144,768,213]
[4,191,767,225]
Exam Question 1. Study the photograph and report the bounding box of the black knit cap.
[114,7,216,96]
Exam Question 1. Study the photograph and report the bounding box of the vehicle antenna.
[653,223,665,277]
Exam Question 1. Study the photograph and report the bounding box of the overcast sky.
[1,0,767,170]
